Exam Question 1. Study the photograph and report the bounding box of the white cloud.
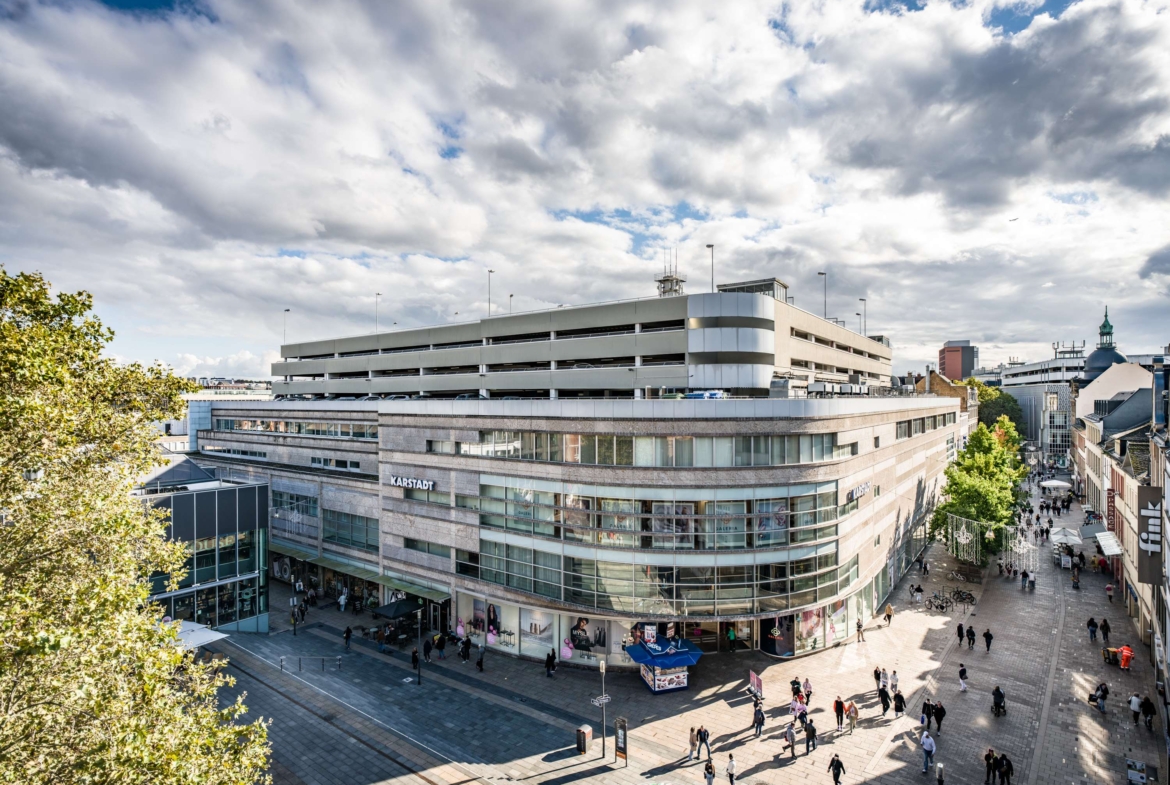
[0,0,1168,377]
[171,350,280,379]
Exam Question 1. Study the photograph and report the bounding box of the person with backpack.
[996,753,1014,785]
[753,706,765,738]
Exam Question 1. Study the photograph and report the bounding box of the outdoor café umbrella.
[1041,480,1072,490]
[1050,527,1083,545]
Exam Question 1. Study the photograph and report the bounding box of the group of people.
[984,749,1016,785]
[956,623,995,652]
[872,667,907,718]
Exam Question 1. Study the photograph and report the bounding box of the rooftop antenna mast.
[655,246,686,297]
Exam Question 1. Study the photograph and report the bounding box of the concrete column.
[550,360,558,370]
[550,331,557,340]
[550,389,558,399]
[634,323,642,334]
[634,388,643,400]
[635,356,643,367]
[479,388,489,398]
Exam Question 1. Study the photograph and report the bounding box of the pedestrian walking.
[923,560,930,577]
[885,603,894,626]
[878,686,892,715]
[688,726,698,761]
[725,754,736,784]
[922,698,935,727]
[933,701,946,732]
[1130,693,1143,725]
[727,626,737,654]
[344,626,352,650]
[1094,683,1108,713]
[1106,583,1114,602]
[957,622,966,644]
[890,670,899,692]
[753,707,765,738]
[544,649,556,678]
[856,618,865,641]
[874,666,882,691]
[846,700,858,734]
[959,663,968,692]
[703,760,715,785]
[1020,569,1029,588]
[791,696,806,728]
[893,690,906,718]
[805,719,818,753]
[833,696,845,731]
[697,725,712,759]
[880,667,889,690]
[984,749,998,784]
[996,753,1014,785]
[1087,617,1098,642]
[423,637,433,664]
[474,644,484,671]
[967,626,976,649]
[803,677,813,703]
[411,647,419,670]
[1100,618,1111,644]
[436,633,447,659]
[827,754,846,784]
[1141,696,1156,729]
[460,635,472,662]
[921,730,936,774]
[983,628,994,652]
[784,723,798,758]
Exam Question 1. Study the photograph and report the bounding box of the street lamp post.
[706,245,715,293]
[817,272,827,318]
[375,292,382,334]
[859,298,867,336]
[509,294,513,314]
[416,599,425,686]
[488,270,495,317]
[600,660,607,758]
[283,309,290,344]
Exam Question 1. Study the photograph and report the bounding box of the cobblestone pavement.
[217,480,1163,785]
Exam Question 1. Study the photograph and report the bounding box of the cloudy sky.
[2,0,1168,377]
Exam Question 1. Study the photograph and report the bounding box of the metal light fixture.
[817,272,827,318]
[706,244,715,293]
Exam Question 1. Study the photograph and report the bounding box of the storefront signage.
[846,482,872,503]
[390,475,434,490]
[1107,489,1116,532]
[614,717,628,762]
[1137,486,1164,585]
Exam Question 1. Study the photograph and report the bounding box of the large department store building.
[192,286,963,665]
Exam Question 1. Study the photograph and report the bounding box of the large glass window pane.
[172,592,196,622]
[771,435,786,465]
[635,436,655,466]
[217,582,237,625]
[674,437,694,467]
[237,530,256,574]
[535,433,548,461]
[237,577,257,620]
[714,437,734,467]
[752,436,770,466]
[795,608,825,653]
[615,436,634,466]
[694,437,713,467]
[597,436,615,465]
[799,435,813,463]
[734,437,752,467]
[580,435,596,464]
[785,435,800,465]
[194,537,216,584]
[654,437,672,467]
[195,587,217,627]
[715,502,747,548]
[521,432,536,460]
[756,499,789,546]
[548,433,562,462]
[813,435,825,462]
[218,533,237,579]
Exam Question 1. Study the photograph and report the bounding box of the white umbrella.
[1041,480,1071,490]
[175,620,229,650]
[1050,527,1082,545]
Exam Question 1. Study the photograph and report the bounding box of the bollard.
[936,762,944,785]
[298,657,302,672]
[280,657,285,672]
[337,656,342,671]
[321,657,324,671]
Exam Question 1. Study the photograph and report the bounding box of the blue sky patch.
[1049,190,1098,205]
[985,0,1080,35]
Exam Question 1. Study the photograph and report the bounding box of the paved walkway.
[217,480,1162,785]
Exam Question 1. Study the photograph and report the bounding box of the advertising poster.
[642,623,657,644]
[749,669,763,698]
[521,607,555,652]
[615,717,628,761]
[486,603,500,636]
[473,599,485,635]
[565,616,607,661]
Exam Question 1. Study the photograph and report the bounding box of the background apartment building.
[938,340,978,381]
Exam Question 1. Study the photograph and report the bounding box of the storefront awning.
[1081,522,1107,538]
[372,598,425,619]
[1096,531,1123,557]
[312,555,382,583]
[623,639,704,669]
[376,575,450,602]
[270,539,319,562]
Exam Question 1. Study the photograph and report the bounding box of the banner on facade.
[1107,489,1116,532]
[1138,486,1164,585]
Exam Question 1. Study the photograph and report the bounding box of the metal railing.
[280,656,343,672]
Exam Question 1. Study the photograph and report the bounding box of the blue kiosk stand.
[623,639,704,693]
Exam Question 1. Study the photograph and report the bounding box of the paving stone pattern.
[221,477,1162,784]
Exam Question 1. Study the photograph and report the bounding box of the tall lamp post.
[283,308,290,344]
[856,312,862,333]
[600,660,607,757]
[706,244,715,293]
[817,272,827,318]
[859,298,867,336]
[487,269,495,317]
[375,292,382,334]
[416,598,425,686]
[509,294,514,314]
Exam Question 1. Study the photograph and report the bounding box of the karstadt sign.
[389,475,435,491]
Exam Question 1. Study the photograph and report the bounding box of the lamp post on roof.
[487,270,495,317]
[283,309,290,344]
[706,244,715,293]
[818,272,827,318]
[375,292,382,334]
[859,298,867,336]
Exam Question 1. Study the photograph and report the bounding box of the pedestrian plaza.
[214,479,1163,785]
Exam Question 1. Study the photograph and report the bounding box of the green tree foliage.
[931,415,1028,541]
[0,270,270,784]
[961,377,1025,432]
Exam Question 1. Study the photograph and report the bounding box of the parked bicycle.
[925,593,954,612]
[946,570,968,582]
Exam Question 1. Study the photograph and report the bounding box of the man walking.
[856,618,865,641]
[880,668,889,691]
[966,626,976,649]
[827,754,846,784]
[1087,618,1098,642]
[1141,695,1157,729]
[983,628,994,652]
[423,636,433,664]
[878,685,892,715]
[959,663,968,692]
[753,706,765,738]
[697,725,712,759]
[725,754,736,784]
[921,730,936,774]
[784,722,797,758]
[805,718,818,754]
[1130,693,1143,725]
[922,697,935,729]
[833,696,845,731]
[957,622,965,645]
[997,753,1014,785]
[689,727,699,761]
[475,645,484,672]
[343,626,352,650]
[933,701,946,733]
[1100,618,1111,644]
[873,666,882,691]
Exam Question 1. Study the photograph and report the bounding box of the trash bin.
[1028,578,1036,590]
[576,725,592,755]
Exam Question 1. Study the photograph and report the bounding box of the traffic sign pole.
[600,661,606,758]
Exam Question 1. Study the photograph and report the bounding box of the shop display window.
[520,607,556,656]
[794,607,824,654]
[561,615,608,664]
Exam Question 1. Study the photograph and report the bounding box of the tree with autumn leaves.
[0,270,270,784]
